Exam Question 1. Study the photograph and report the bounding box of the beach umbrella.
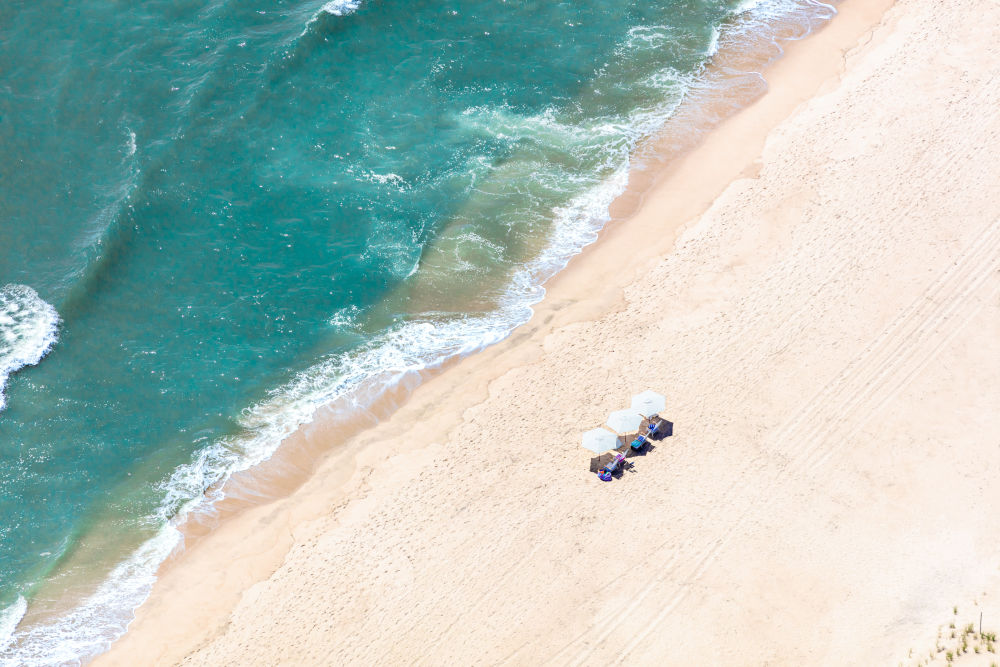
[606,409,644,434]
[581,427,622,454]
[631,390,665,416]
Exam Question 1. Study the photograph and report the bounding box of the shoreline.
[96,0,895,662]
[96,0,897,663]
[148,0,837,539]
[79,0,859,605]
[146,0,847,532]
[98,0,1000,663]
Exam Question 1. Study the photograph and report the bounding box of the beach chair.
[630,434,647,452]
[597,452,626,481]
[645,413,661,436]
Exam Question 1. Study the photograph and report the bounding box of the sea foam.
[0,597,26,654]
[319,0,361,16]
[304,0,361,33]
[0,285,60,413]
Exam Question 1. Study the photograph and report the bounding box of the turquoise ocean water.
[0,0,835,662]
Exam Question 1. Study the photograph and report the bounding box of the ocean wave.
[0,597,26,654]
[303,0,362,34]
[0,0,842,663]
[0,529,179,667]
[460,104,636,155]
[728,0,836,36]
[0,285,60,413]
[0,161,627,664]
[732,0,767,15]
[319,0,362,16]
[151,163,632,529]
[449,232,506,272]
[706,26,722,57]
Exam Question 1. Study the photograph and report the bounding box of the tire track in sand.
[555,216,1000,666]
[610,218,1000,665]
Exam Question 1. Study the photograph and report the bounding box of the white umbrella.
[606,409,644,434]
[581,427,622,454]
[631,390,665,416]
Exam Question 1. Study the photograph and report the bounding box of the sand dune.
[99,0,1000,664]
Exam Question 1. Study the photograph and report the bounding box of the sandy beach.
[98,0,1000,664]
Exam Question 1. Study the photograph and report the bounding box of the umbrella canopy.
[631,389,666,416]
[581,427,622,454]
[606,409,644,434]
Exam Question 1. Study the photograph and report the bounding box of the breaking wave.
[0,285,59,413]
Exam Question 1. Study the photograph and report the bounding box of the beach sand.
[98,0,1000,664]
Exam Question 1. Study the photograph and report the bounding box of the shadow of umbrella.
[589,451,617,473]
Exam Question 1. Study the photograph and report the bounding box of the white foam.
[125,129,137,157]
[732,0,765,15]
[328,304,363,329]
[362,171,407,189]
[0,528,180,667]
[0,285,60,413]
[449,232,505,272]
[706,26,722,57]
[730,0,836,31]
[302,0,362,35]
[0,597,26,653]
[319,0,361,16]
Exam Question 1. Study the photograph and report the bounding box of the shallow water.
[0,0,835,662]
